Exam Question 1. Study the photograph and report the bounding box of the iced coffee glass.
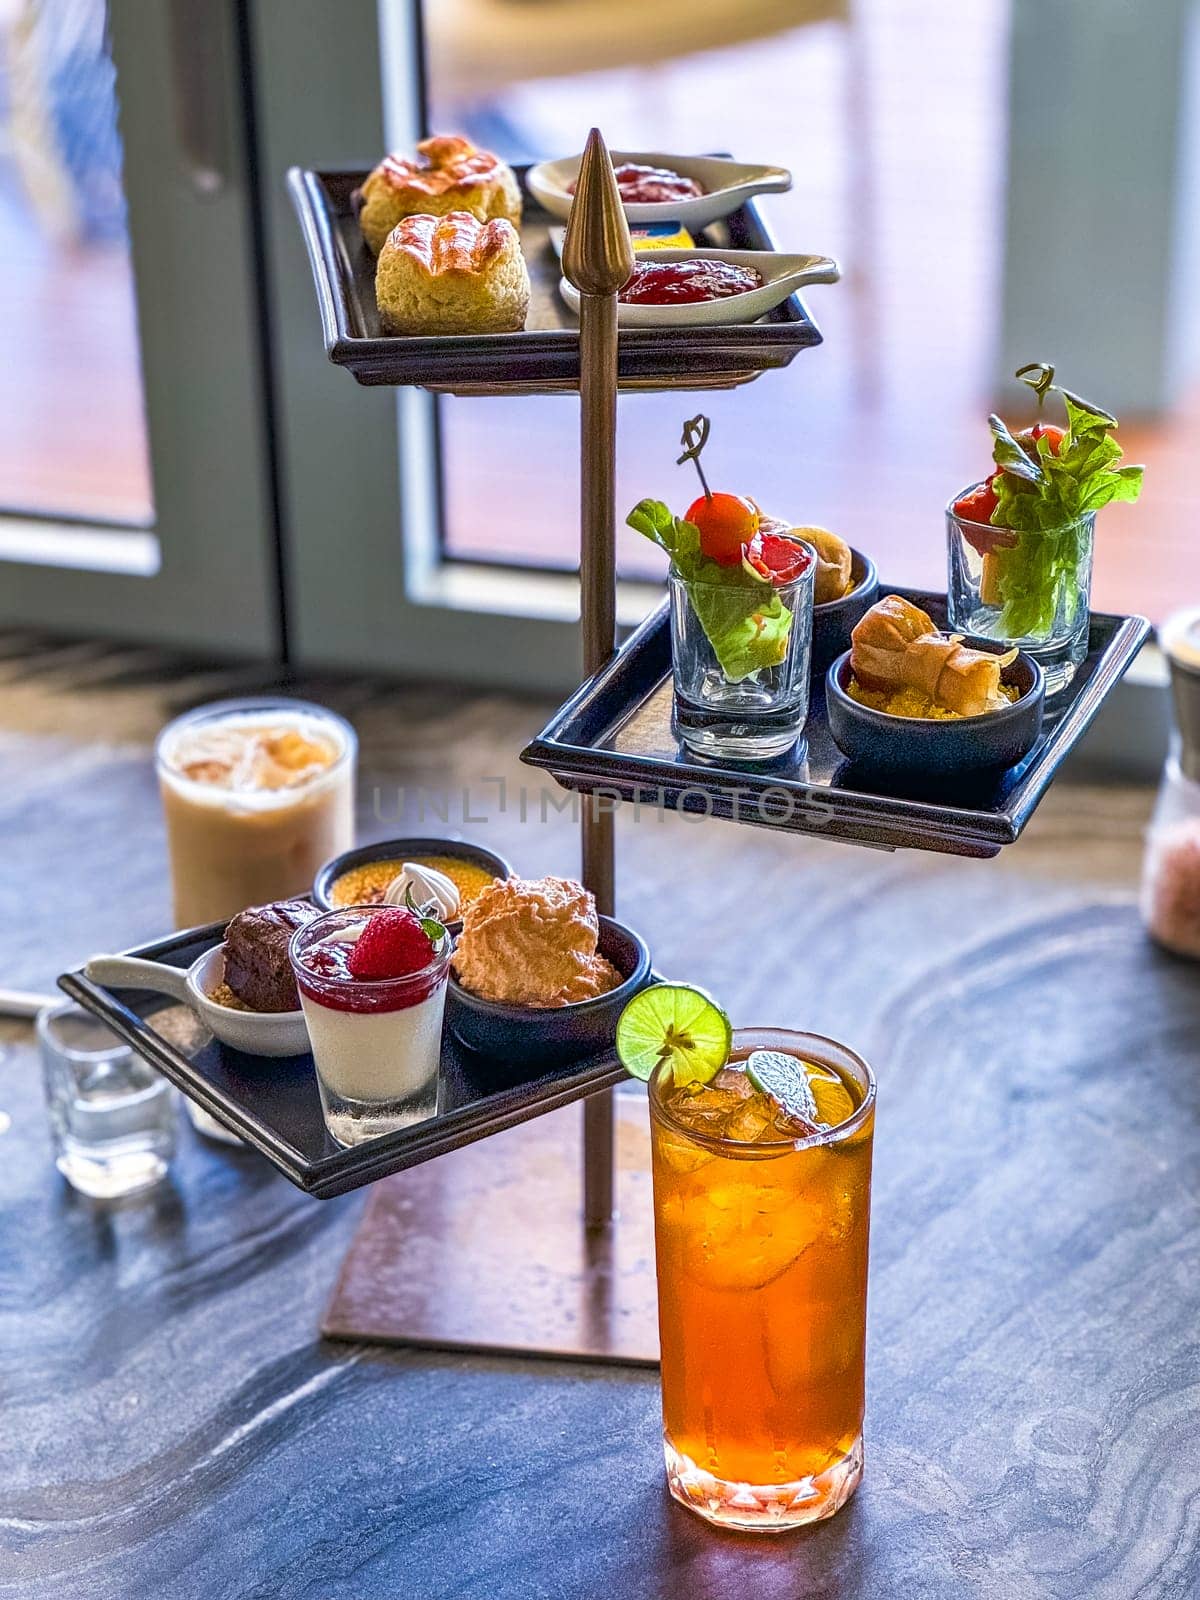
[649,1028,875,1532]
[156,697,356,930]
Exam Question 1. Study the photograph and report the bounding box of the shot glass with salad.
[947,362,1144,693]
[627,416,820,762]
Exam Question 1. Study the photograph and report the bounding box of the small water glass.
[947,492,1095,694]
[669,556,816,762]
[39,1002,178,1198]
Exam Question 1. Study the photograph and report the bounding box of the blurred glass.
[39,1000,177,1198]
[0,0,153,524]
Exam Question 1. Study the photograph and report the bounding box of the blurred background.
[0,0,1195,680]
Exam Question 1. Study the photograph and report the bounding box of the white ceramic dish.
[526,151,792,230]
[559,248,840,329]
[85,947,310,1057]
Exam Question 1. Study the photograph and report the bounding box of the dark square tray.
[58,924,629,1200]
[521,589,1150,859]
[287,165,822,393]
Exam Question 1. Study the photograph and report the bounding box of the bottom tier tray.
[522,588,1149,859]
[59,924,628,1200]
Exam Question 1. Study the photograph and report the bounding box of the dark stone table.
[1,640,1197,1599]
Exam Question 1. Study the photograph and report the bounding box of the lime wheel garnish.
[615,983,731,1086]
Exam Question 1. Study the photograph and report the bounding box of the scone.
[358,134,522,256]
[375,211,529,336]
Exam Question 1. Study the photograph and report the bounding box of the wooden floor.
[1,0,1195,623]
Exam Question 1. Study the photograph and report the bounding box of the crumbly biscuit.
[375,211,529,335]
[359,135,522,255]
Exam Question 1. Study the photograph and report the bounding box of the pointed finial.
[561,128,634,297]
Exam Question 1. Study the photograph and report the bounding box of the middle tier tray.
[58,922,632,1200]
[522,588,1149,859]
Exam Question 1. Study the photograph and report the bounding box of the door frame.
[0,0,281,659]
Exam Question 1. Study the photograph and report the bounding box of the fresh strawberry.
[685,492,759,567]
[348,908,436,980]
[745,531,812,585]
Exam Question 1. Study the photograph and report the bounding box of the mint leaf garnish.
[403,882,446,948]
[627,498,793,682]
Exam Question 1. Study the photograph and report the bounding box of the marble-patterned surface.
[1,636,1197,1599]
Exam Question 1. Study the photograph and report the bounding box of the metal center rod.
[560,130,634,1229]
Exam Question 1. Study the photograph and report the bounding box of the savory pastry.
[452,876,621,1008]
[358,135,522,255]
[850,595,1016,717]
[760,520,853,604]
[222,898,320,1012]
[375,211,530,335]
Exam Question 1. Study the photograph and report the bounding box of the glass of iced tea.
[648,1026,875,1531]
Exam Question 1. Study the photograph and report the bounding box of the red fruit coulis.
[619,260,761,305]
[296,921,444,1014]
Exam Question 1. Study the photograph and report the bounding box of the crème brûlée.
[330,855,495,912]
[451,876,622,1008]
[375,211,530,336]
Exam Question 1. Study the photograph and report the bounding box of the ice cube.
[724,1093,784,1143]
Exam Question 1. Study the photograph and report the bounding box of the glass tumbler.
[947,493,1095,694]
[649,1029,875,1532]
[669,555,815,761]
[39,1002,177,1198]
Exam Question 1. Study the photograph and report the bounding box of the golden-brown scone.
[375,211,530,335]
[358,135,522,255]
[453,876,611,1007]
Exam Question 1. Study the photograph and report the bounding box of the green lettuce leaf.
[626,498,793,681]
[984,380,1144,637]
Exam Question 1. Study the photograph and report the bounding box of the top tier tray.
[521,589,1150,859]
[287,165,821,394]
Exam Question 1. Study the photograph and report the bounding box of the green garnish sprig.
[404,883,448,949]
[984,364,1144,638]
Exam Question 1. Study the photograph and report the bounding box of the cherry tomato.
[953,473,999,525]
[685,492,759,567]
[1019,421,1065,457]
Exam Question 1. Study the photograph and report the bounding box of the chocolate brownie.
[223,899,318,1012]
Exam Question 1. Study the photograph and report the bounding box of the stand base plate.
[322,1092,660,1365]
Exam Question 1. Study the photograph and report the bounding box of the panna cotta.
[290,905,449,1146]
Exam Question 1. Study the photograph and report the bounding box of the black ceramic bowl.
[313,837,512,927]
[825,644,1045,781]
[445,915,652,1066]
[812,548,880,674]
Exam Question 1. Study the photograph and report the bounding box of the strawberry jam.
[568,162,704,205]
[619,260,762,305]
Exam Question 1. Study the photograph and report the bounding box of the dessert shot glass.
[669,557,816,762]
[289,906,450,1147]
[39,1001,178,1199]
[947,494,1095,695]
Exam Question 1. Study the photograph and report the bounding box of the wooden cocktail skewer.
[561,129,634,1227]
